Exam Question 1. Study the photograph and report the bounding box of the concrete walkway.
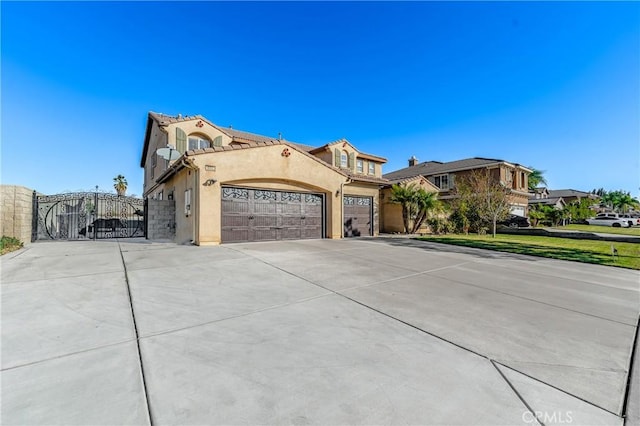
[2,238,638,425]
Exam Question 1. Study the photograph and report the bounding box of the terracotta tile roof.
[149,111,316,150]
[383,157,529,181]
[184,140,353,179]
[143,111,384,168]
[341,170,390,185]
[148,111,204,125]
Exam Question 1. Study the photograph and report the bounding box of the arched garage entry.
[221,185,325,243]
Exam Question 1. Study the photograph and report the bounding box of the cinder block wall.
[147,199,175,240]
[1,185,34,244]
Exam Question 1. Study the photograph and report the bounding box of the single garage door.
[221,187,324,243]
[344,196,372,237]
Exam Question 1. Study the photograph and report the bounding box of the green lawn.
[417,234,640,270]
[550,224,640,236]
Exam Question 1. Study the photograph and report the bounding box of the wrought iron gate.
[33,192,144,241]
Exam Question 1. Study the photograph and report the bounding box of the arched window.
[340,151,348,168]
[188,134,211,150]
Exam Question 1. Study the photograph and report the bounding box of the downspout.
[180,158,199,244]
[340,178,352,238]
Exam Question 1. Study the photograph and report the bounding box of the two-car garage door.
[221,186,324,243]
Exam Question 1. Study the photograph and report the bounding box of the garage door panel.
[254,216,278,227]
[302,228,319,239]
[344,196,372,237]
[221,215,249,227]
[253,229,277,241]
[221,187,324,243]
[282,204,301,214]
[282,216,302,227]
[281,227,302,240]
[254,203,277,215]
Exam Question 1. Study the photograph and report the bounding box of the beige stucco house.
[140,112,387,245]
[379,175,440,233]
[382,156,532,227]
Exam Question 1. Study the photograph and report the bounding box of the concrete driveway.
[1,238,638,425]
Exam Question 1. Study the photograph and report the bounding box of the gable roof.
[309,138,387,163]
[142,112,336,167]
[547,189,597,199]
[383,157,531,181]
[155,140,352,186]
[528,197,566,207]
[383,175,440,191]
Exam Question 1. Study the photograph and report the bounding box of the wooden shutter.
[176,128,187,153]
[213,136,223,147]
[334,148,341,166]
[348,152,355,170]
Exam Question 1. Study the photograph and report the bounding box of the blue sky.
[2,1,638,197]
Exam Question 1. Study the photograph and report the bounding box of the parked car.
[79,218,127,236]
[498,215,530,228]
[595,213,639,227]
[620,214,640,227]
[585,217,630,228]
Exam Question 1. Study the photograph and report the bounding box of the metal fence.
[33,192,144,241]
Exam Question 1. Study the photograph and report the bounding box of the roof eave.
[140,115,154,168]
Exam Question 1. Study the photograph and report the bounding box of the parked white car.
[586,216,630,228]
[620,214,640,227]
[595,213,639,227]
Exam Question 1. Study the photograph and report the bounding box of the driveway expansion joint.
[227,244,629,420]
[118,241,154,426]
[622,315,640,422]
[137,292,334,340]
[493,360,622,417]
[426,271,638,327]
[0,338,137,372]
[491,360,544,426]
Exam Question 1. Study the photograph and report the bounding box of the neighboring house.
[528,196,566,210]
[529,188,598,210]
[546,189,599,204]
[140,112,388,245]
[530,187,549,199]
[380,176,440,233]
[382,156,532,223]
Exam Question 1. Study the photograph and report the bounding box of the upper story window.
[434,174,449,190]
[188,135,211,150]
[368,162,375,175]
[356,159,364,173]
[340,151,348,168]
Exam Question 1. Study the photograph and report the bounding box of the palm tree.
[527,168,548,190]
[615,193,639,213]
[390,183,417,234]
[411,189,440,234]
[113,175,128,196]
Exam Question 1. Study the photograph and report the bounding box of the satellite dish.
[156,145,180,161]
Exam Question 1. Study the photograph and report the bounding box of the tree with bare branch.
[453,169,511,237]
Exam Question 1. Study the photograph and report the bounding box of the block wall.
[146,199,175,240]
[1,185,34,244]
